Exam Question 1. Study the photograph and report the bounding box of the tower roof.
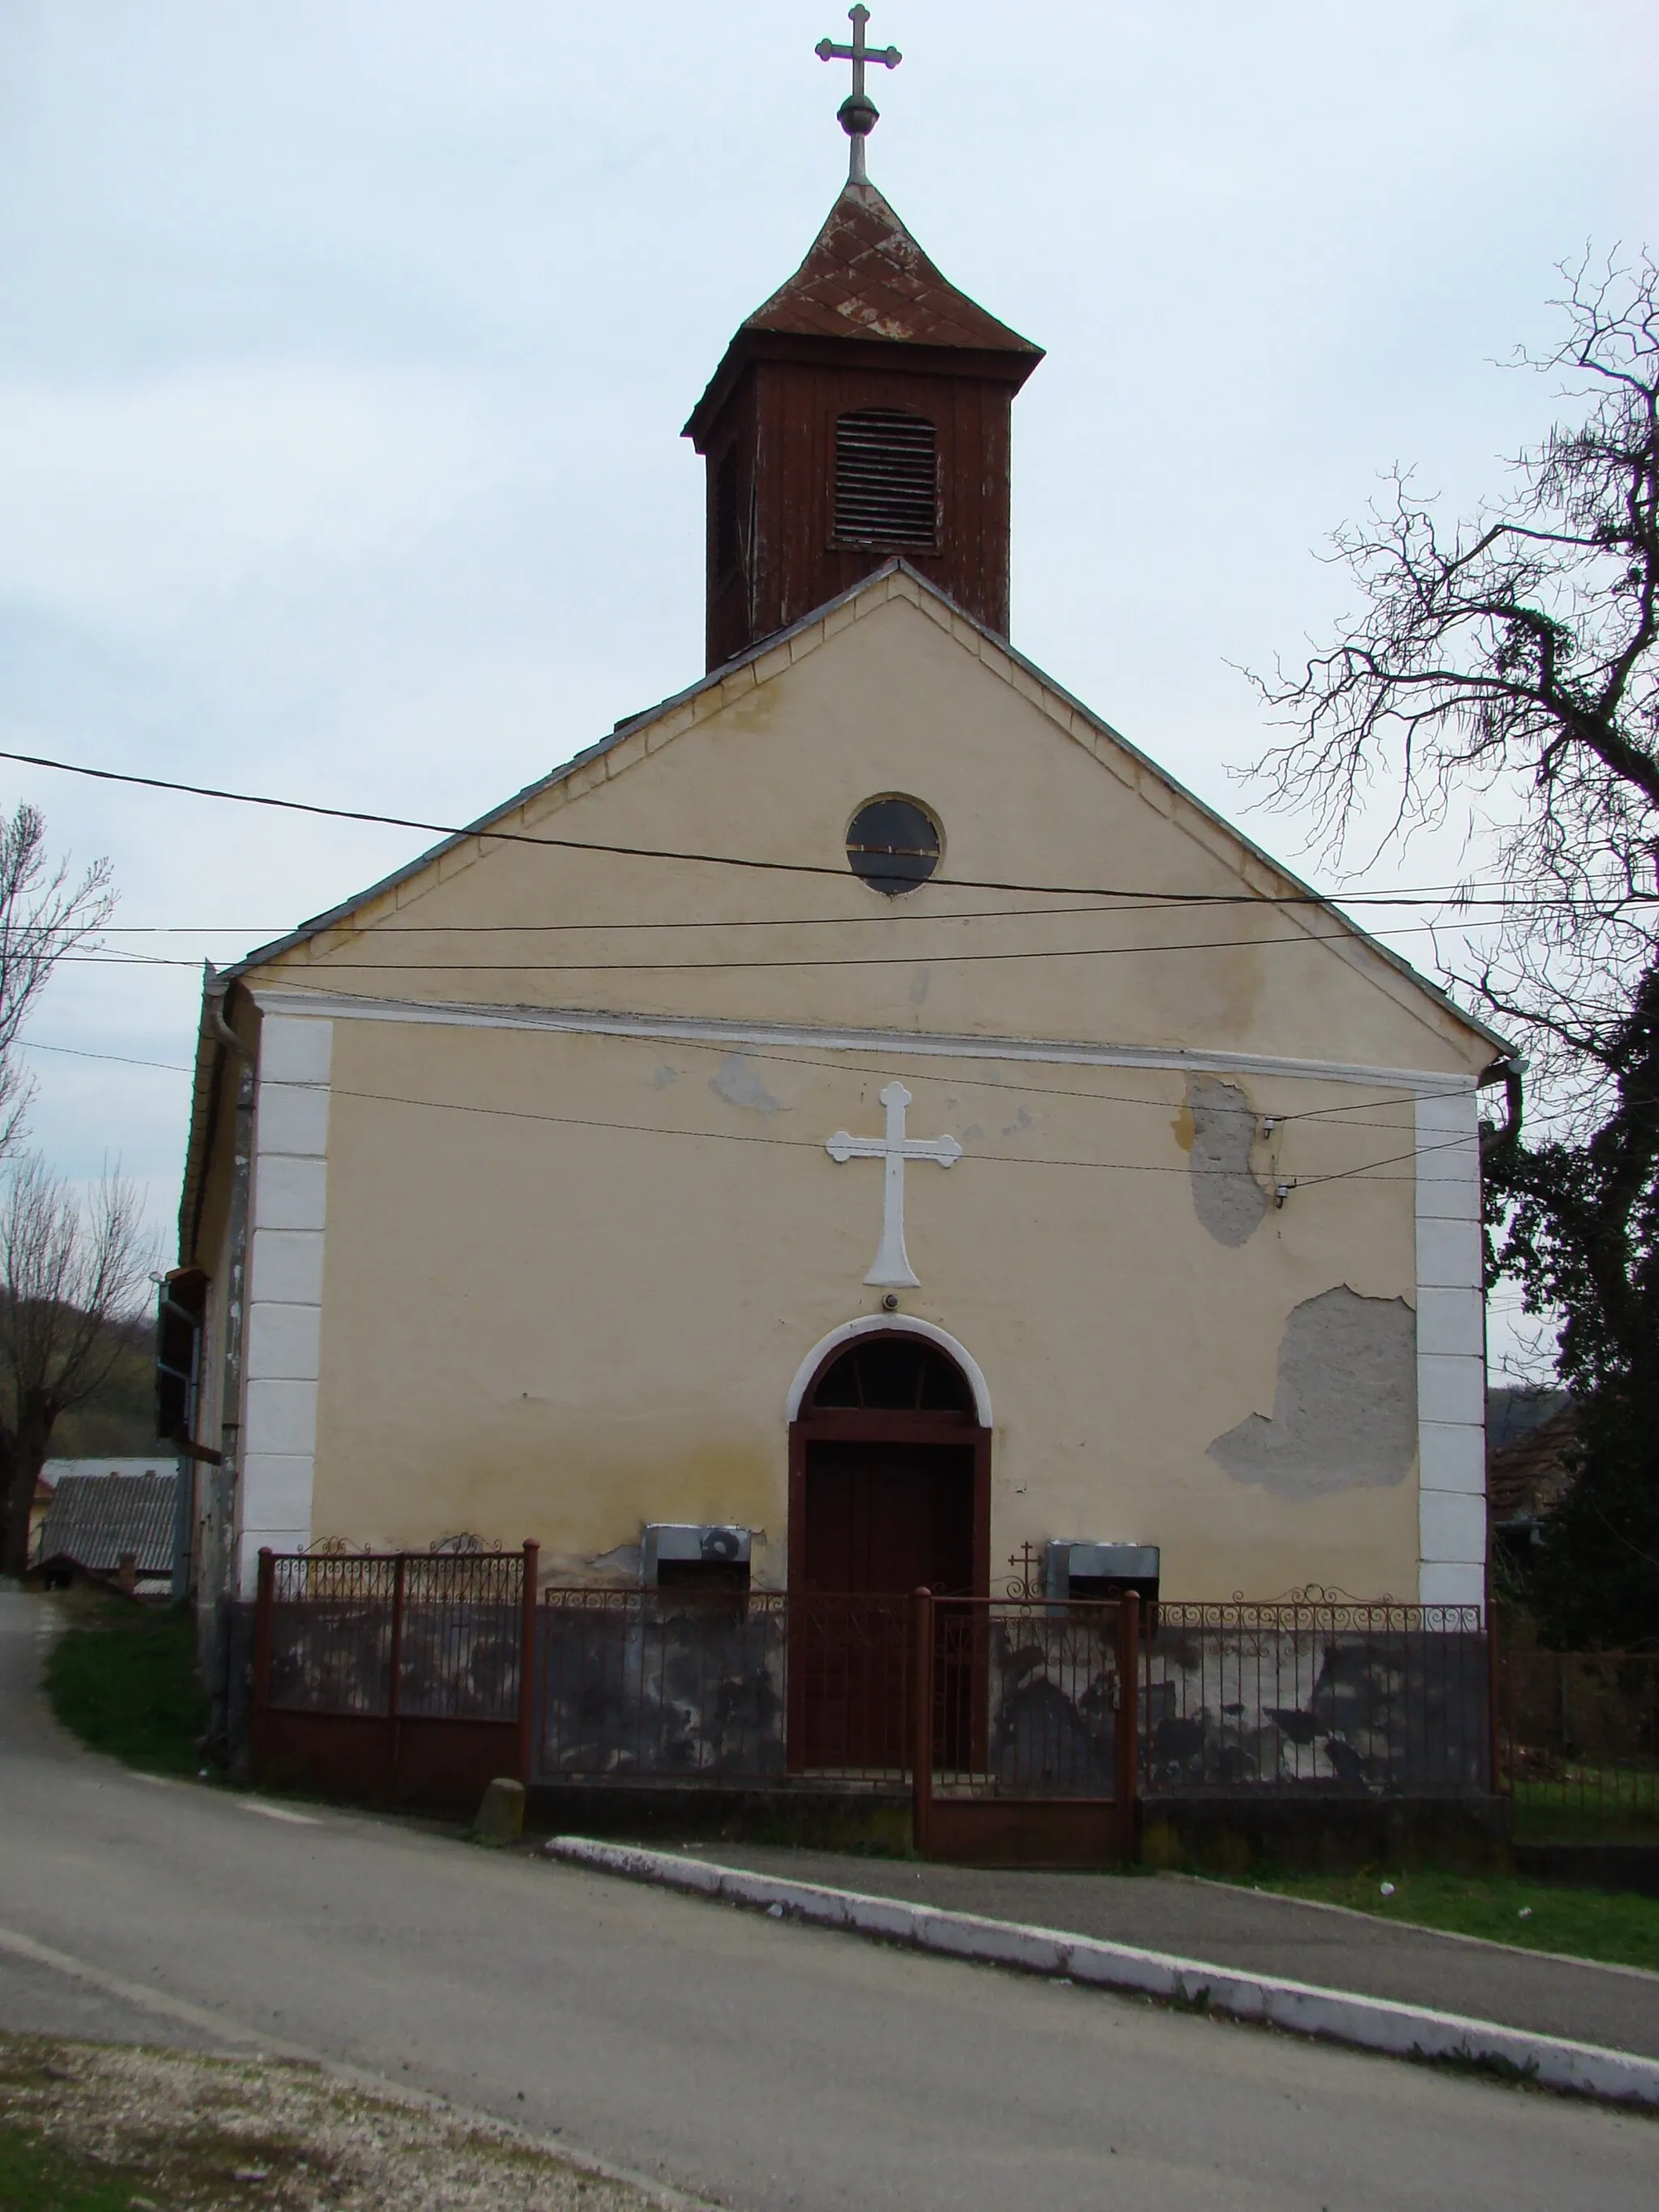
[745,180,1042,353]
[684,181,1042,446]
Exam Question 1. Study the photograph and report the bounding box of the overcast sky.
[3,0,1657,1377]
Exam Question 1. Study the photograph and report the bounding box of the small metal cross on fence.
[816,6,902,184]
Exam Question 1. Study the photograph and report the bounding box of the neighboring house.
[1486,1386,1571,1455]
[28,1473,54,1564]
[169,165,1508,1622]
[1489,1404,1579,1572]
[28,1470,178,1592]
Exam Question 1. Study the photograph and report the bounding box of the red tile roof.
[743,181,1041,355]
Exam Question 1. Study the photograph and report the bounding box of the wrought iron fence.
[1498,1648,1659,1835]
[932,1598,1125,1797]
[251,1556,1505,1826]
[250,1544,539,1814]
[1141,1600,1490,1796]
[262,1547,531,1722]
[532,1589,915,1784]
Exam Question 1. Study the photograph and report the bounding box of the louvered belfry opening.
[834,409,938,550]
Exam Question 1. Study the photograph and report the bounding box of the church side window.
[834,409,938,549]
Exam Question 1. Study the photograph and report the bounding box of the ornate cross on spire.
[816,6,902,185]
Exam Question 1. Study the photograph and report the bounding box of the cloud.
[0,366,504,633]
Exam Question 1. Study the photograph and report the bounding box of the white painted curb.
[544,1837,1659,2109]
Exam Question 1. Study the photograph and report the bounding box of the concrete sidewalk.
[651,1842,1659,2061]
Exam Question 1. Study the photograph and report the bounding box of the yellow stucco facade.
[180,565,1499,1609]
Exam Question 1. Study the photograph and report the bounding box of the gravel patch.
[0,2031,661,2210]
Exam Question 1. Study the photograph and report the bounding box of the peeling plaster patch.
[1209,1286,1418,1500]
[588,1542,642,1580]
[1000,1106,1034,1136]
[649,1063,680,1090]
[908,967,930,1007]
[710,1053,787,1115]
[1186,1075,1269,1247]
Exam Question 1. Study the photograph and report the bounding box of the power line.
[23,1041,193,1073]
[80,899,1568,934]
[297,1075,1479,1186]
[48,915,1513,974]
[3,740,1649,914]
[13,1035,1469,1141]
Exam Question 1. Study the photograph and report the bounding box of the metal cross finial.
[816,6,902,185]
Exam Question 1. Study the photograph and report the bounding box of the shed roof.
[36,1473,176,1575]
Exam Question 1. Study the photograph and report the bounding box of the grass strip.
[43,1598,209,1777]
[0,2118,148,2212]
[1236,1867,1659,1973]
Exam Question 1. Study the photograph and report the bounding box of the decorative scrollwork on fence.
[1162,1593,1480,1632]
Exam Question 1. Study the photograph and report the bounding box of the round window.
[846,796,940,897]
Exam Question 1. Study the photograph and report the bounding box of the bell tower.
[683,10,1043,671]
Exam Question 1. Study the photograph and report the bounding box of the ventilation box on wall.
[641,1524,752,1592]
[1045,1541,1160,1603]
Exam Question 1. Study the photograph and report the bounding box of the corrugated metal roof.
[36,1473,177,1574]
[743,181,1042,354]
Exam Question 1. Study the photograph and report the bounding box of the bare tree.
[0,1158,153,1577]
[1248,251,1659,1643]
[1252,250,1658,1101]
[0,803,117,1158]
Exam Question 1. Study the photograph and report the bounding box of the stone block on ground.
[474,1776,526,1845]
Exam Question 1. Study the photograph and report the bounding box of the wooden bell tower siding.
[685,180,1044,671]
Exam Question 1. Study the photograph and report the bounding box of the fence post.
[387,1553,407,1801]
[250,1547,275,1784]
[1115,1591,1141,1865]
[518,1540,539,1784]
[1486,1592,1504,1799]
[911,1587,934,1860]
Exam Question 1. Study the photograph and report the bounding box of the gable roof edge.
[215,557,1512,1061]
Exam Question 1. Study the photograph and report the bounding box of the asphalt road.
[0,1592,1652,2211]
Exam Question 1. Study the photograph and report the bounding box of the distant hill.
[46,1315,167,1457]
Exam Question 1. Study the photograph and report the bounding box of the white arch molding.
[786,1315,993,1428]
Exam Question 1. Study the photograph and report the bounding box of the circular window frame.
[844,794,943,899]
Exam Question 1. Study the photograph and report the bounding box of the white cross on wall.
[826,1080,962,1288]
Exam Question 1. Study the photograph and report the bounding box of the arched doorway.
[787,1323,991,1772]
[789,1328,990,1597]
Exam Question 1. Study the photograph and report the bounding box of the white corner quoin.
[237,1013,334,1594]
[1414,1084,1486,1613]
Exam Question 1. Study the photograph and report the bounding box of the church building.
[172,28,1503,1625]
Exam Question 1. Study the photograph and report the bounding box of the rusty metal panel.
[741,183,1043,356]
[925,1798,1121,1869]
